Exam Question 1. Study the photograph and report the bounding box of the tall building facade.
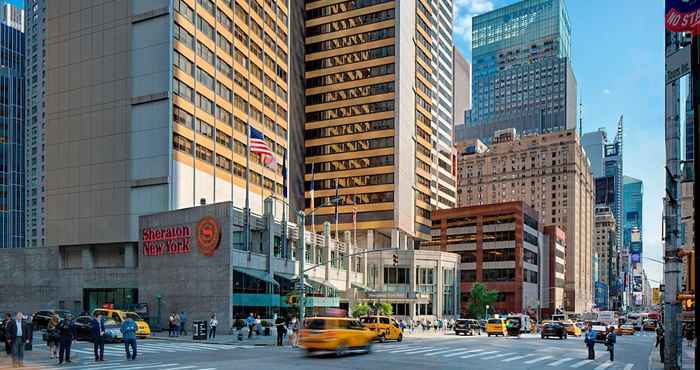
[455,129,594,312]
[0,2,24,248]
[623,176,643,266]
[453,47,471,125]
[45,1,290,250]
[303,0,455,246]
[593,206,618,310]
[24,0,46,248]
[458,0,577,143]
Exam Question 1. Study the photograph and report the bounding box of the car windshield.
[104,319,118,326]
[305,319,327,330]
[487,319,502,324]
[125,313,142,321]
[56,310,72,318]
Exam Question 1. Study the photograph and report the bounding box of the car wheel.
[397,334,403,342]
[335,342,348,357]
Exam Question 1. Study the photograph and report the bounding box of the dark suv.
[541,322,567,339]
[454,319,481,336]
[31,310,74,329]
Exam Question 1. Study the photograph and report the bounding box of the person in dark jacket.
[120,316,138,360]
[584,323,597,360]
[57,313,76,364]
[655,325,665,363]
[91,313,106,362]
[605,326,616,362]
[5,312,31,368]
[274,315,286,346]
[0,313,10,356]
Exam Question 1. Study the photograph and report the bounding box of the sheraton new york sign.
[142,225,192,256]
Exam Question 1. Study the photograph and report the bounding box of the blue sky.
[5,0,22,8]
[454,0,666,286]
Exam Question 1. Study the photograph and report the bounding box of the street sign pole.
[297,211,306,325]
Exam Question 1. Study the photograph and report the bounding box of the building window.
[173,134,193,154]
[384,267,409,284]
[524,249,538,265]
[524,269,538,284]
[482,268,515,282]
[482,249,515,262]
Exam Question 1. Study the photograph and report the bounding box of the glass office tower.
[0,4,24,248]
[459,0,576,143]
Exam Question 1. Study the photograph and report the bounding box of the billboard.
[666,0,700,33]
[652,287,661,305]
[631,253,641,264]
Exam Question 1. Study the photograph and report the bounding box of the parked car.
[300,317,376,357]
[359,315,403,342]
[642,319,658,331]
[74,316,123,342]
[92,309,151,338]
[616,324,635,335]
[31,310,74,329]
[589,322,608,341]
[541,322,567,339]
[454,319,481,336]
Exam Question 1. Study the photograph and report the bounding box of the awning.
[233,267,279,286]
[351,282,375,292]
[273,272,312,288]
[306,276,338,291]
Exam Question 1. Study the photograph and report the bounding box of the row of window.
[305,100,394,122]
[305,118,394,139]
[306,136,394,156]
[307,191,394,208]
[306,45,395,70]
[305,155,394,174]
[306,81,394,105]
[305,173,394,190]
[306,8,395,36]
[306,63,395,88]
[306,27,395,54]
[305,0,392,19]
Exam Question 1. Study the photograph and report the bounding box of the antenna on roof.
[578,91,583,138]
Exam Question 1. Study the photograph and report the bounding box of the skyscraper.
[453,47,471,125]
[45,1,290,250]
[623,176,643,266]
[24,0,45,248]
[0,1,24,248]
[458,0,577,143]
[303,0,455,246]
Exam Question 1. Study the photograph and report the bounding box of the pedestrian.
[179,311,188,336]
[168,313,175,337]
[5,312,31,368]
[655,325,665,363]
[234,316,244,341]
[399,319,405,333]
[57,313,75,365]
[246,313,255,338]
[605,326,616,362]
[120,315,138,361]
[585,323,597,360]
[255,315,261,336]
[208,314,218,340]
[274,314,286,346]
[0,313,10,357]
[91,313,106,362]
[45,315,59,359]
[287,316,299,347]
[174,313,181,337]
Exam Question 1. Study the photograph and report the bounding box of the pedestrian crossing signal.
[392,254,398,266]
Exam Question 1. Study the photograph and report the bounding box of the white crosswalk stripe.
[387,346,425,353]
[502,354,534,362]
[482,352,517,360]
[423,348,466,356]
[461,350,498,358]
[593,361,614,370]
[570,359,594,368]
[443,349,482,358]
[623,364,634,370]
[524,355,552,364]
[402,347,445,355]
[548,357,575,366]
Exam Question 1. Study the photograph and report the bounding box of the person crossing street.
[121,316,138,361]
[57,313,76,365]
[5,312,31,368]
[605,325,616,362]
[91,313,106,362]
[585,323,597,360]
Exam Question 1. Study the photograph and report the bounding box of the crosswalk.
[373,344,636,369]
[0,359,219,370]
[39,341,253,358]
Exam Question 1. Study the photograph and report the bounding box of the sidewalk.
[149,327,278,346]
[648,338,696,369]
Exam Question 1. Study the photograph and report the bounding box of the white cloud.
[603,89,612,95]
[453,0,495,44]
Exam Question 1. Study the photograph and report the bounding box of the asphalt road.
[0,331,658,370]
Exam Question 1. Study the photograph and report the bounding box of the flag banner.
[250,127,277,169]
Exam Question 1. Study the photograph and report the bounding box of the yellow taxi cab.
[299,317,376,357]
[616,323,635,335]
[359,315,403,342]
[562,320,582,336]
[486,318,508,337]
[92,309,151,338]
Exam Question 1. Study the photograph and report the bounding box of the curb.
[148,335,275,346]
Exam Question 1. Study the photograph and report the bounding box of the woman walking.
[168,314,175,337]
[287,316,299,347]
[46,315,60,359]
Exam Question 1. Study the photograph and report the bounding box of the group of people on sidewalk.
[399,318,456,333]
[167,312,188,337]
[227,313,300,346]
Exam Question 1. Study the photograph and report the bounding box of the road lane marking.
[106,363,180,370]
[423,348,466,356]
[386,346,426,353]
[524,356,552,364]
[622,364,633,370]
[594,362,613,370]
[402,347,445,355]
[481,352,517,360]
[55,361,163,370]
[548,357,574,366]
[502,354,534,362]
[461,350,498,358]
[443,349,482,357]
[570,359,594,368]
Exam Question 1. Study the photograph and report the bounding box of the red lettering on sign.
[142,225,193,256]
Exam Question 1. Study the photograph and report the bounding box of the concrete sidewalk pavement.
[648,338,695,369]
[149,327,278,346]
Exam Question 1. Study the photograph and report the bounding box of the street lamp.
[485,305,490,320]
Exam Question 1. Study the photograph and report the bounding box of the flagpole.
[310,162,315,235]
[245,123,251,252]
[334,176,339,242]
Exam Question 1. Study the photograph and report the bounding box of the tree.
[377,302,393,316]
[467,282,499,319]
[351,303,370,318]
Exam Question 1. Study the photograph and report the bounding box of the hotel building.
[455,129,594,313]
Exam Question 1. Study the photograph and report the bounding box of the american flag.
[250,127,277,168]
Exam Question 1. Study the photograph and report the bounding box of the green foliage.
[377,302,393,316]
[466,282,499,319]
[351,303,370,318]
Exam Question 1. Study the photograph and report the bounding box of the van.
[486,318,507,336]
[92,309,151,338]
[359,316,403,342]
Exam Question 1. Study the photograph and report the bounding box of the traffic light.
[392,254,398,266]
[677,292,694,310]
